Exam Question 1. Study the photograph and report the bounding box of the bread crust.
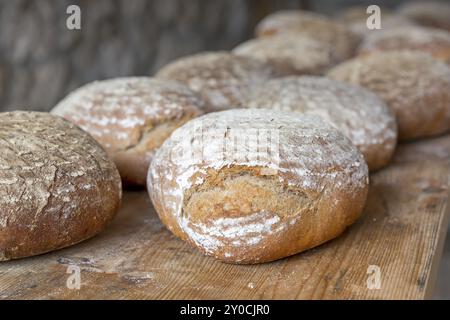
[255,10,359,62]
[51,77,203,186]
[148,109,369,263]
[327,51,450,141]
[233,34,338,75]
[358,26,450,64]
[398,1,450,32]
[0,112,122,261]
[240,76,397,171]
[156,52,280,113]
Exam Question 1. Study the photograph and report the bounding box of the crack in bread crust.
[183,165,317,221]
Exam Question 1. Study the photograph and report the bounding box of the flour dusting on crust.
[233,35,337,75]
[255,10,358,61]
[51,77,204,152]
[240,76,397,169]
[328,51,450,140]
[156,52,280,112]
[0,112,121,260]
[148,109,369,257]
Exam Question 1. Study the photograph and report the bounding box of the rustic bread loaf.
[155,52,280,113]
[51,77,203,186]
[233,34,337,75]
[398,1,450,31]
[240,76,397,171]
[327,51,450,141]
[255,10,359,62]
[0,112,122,261]
[148,109,369,264]
[358,26,450,64]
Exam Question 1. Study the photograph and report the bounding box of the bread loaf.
[233,34,337,75]
[0,112,122,261]
[255,10,359,62]
[51,77,204,186]
[358,26,450,64]
[398,1,450,31]
[148,109,369,264]
[156,52,280,113]
[327,51,450,141]
[240,76,397,171]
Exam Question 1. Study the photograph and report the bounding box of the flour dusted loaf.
[358,26,450,64]
[233,34,337,75]
[155,52,280,113]
[240,76,397,171]
[52,77,203,186]
[327,51,450,141]
[0,112,121,261]
[398,1,450,31]
[255,10,359,62]
[148,109,369,264]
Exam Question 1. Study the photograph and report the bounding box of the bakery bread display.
[148,109,369,264]
[155,51,280,113]
[0,111,122,261]
[233,34,337,75]
[255,10,359,62]
[327,51,450,141]
[398,1,450,31]
[51,77,204,186]
[240,76,397,171]
[358,26,450,64]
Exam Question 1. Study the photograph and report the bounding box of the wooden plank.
[1,135,450,300]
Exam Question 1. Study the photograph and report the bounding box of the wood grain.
[1,135,450,300]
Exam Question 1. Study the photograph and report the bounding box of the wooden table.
[1,135,450,300]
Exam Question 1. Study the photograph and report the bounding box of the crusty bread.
[327,51,450,141]
[398,1,450,31]
[51,77,203,186]
[255,10,359,62]
[0,112,122,261]
[233,34,338,75]
[240,76,397,171]
[148,109,369,264]
[358,26,450,64]
[155,51,280,113]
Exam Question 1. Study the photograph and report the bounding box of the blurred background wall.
[0,0,421,112]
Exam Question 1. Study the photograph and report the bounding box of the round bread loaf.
[398,1,450,31]
[358,26,450,63]
[51,77,203,186]
[255,10,359,61]
[148,109,369,264]
[240,76,397,171]
[327,51,450,141]
[0,112,122,261]
[335,6,415,37]
[232,34,337,75]
[155,51,280,113]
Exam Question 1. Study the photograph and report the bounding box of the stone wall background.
[0,0,307,111]
[0,0,413,111]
